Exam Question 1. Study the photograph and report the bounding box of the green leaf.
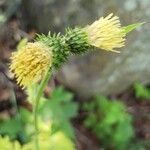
[0,118,22,139]
[19,108,32,123]
[0,108,32,143]
[17,38,28,50]
[51,86,74,102]
[134,82,150,100]
[40,86,78,138]
[122,23,144,34]
[83,95,134,149]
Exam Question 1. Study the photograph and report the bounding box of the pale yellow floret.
[10,42,53,88]
[85,13,125,52]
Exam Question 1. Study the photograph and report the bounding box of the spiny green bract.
[65,27,90,54]
[36,33,70,68]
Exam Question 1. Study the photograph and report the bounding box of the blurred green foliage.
[40,86,78,138]
[0,108,32,143]
[134,82,150,100]
[0,86,77,149]
[83,95,134,150]
[0,83,150,149]
[0,131,75,150]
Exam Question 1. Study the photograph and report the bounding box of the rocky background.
[19,0,150,98]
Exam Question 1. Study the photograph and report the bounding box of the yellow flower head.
[10,42,53,88]
[85,13,125,52]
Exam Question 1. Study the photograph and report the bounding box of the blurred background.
[0,0,150,150]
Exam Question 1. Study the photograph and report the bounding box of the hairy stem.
[34,70,52,150]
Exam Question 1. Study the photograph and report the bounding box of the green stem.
[34,70,52,150]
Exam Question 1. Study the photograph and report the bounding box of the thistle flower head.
[85,13,125,52]
[10,42,53,88]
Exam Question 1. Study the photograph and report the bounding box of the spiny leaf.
[122,22,144,34]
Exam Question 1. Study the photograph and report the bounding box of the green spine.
[36,33,70,68]
[65,27,90,54]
